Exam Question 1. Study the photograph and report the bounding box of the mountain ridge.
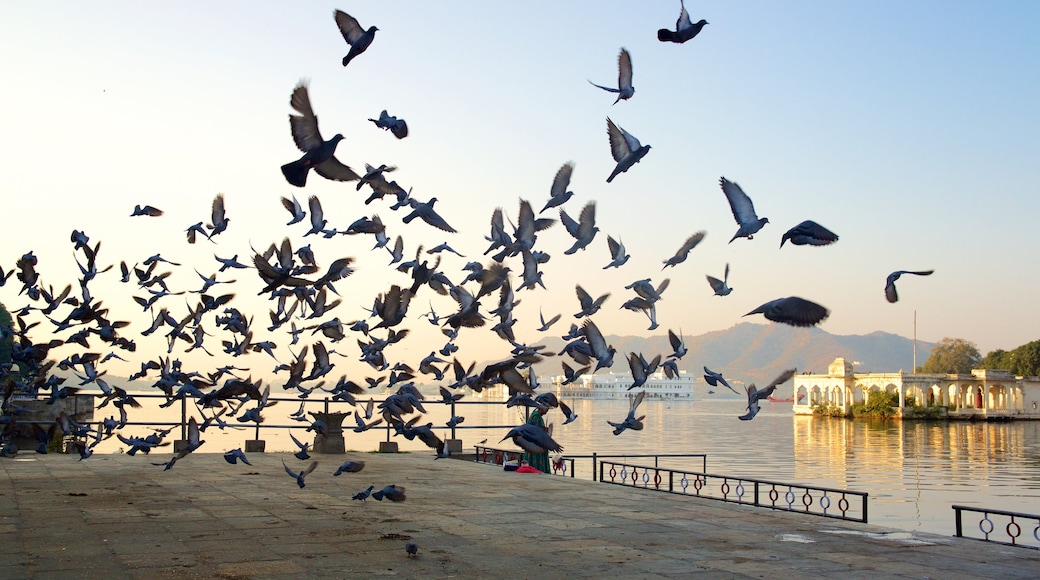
[532,322,934,387]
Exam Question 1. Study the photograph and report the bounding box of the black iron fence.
[598,460,868,523]
[953,505,1040,549]
[473,445,576,477]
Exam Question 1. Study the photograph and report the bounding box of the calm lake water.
[92,395,1040,537]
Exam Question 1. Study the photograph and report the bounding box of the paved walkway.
[1,451,1037,579]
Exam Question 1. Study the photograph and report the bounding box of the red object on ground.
[515,465,543,474]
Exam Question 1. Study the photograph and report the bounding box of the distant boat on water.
[767,395,795,403]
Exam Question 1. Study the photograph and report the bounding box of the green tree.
[981,340,1040,376]
[921,337,981,374]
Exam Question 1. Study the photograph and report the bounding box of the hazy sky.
[2,1,1039,383]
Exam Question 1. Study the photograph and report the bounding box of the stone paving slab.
[1,451,1038,579]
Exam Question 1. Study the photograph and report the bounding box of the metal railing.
[953,505,1040,549]
[473,445,576,477]
[7,392,520,444]
[598,460,868,523]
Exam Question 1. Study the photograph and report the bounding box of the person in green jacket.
[523,393,559,474]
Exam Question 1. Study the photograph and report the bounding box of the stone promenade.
[1,451,1037,579]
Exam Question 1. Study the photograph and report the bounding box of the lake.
[90,395,1040,537]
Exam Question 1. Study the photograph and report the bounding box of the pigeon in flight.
[540,162,575,214]
[560,400,578,425]
[662,231,706,269]
[605,118,651,183]
[369,110,408,139]
[658,0,709,44]
[333,460,366,475]
[885,270,934,303]
[745,296,829,327]
[283,460,319,488]
[403,197,457,233]
[131,205,163,217]
[281,81,360,188]
[603,235,629,269]
[560,201,599,255]
[720,177,768,242]
[667,328,687,359]
[706,263,732,296]
[573,285,609,318]
[703,366,737,394]
[222,448,251,465]
[780,220,839,248]
[372,484,407,502]
[588,48,634,105]
[334,9,378,67]
[281,194,306,225]
[500,423,563,454]
[608,390,646,435]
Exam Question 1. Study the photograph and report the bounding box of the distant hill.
[532,322,934,387]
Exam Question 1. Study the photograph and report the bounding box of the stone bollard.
[378,441,399,453]
[244,440,266,453]
[445,439,463,454]
[310,411,349,454]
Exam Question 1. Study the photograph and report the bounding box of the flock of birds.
[1,3,936,555]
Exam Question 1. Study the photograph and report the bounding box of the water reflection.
[89,396,1040,536]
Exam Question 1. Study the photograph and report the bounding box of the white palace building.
[792,358,1040,420]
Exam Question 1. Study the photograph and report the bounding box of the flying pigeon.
[605,118,651,183]
[703,366,737,394]
[706,263,732,296]
[780,220,839,248]
[334,9,378,67]
[588,47,634,105]
[540,162,575,214]
[282,460,318,488]
[280,81,360,188]
[662,231,706,268]
[369,110,408,139]
[658,0,709,43]
[608,390,646,435]
[131,205,163,217]
[500,423,563,454]
[720,177,768,242]
[745,296,829,327]
[885,270,934,303]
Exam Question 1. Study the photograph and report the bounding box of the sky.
[1,1,1039,384]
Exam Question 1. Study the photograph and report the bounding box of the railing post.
[450,401,456,440]
[180,397,187,440]
[592,452,598,482]
[954,506,963,537]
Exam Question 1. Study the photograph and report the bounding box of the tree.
[981,340,1040,376]
[921,337,981,374]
